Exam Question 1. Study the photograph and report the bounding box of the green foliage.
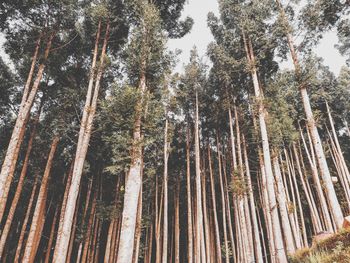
[100,85,140,175]
[221,241,234,259]
[229,171,249,198]
[265,71,299,149]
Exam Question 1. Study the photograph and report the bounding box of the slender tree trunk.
[44,208,58,263]
[207,146,222,263]
[243,135,263,263]
[194,91,205,263]
[133,185,143,263]
[276,0,343,228]
[14,177,38,263]
[186,124,193,263]
[174,178,180,263]
[243,33,287,262]
[66,190,80,263]
[76,179,93,263]
[105,176,121,263]
[300,124,333,232]
[201,157,211,263]
[292,143,322,234]
[117,51,148,263]
[81,192,97,263]
[283,150,302,249]
[54,162,73,256]
[0,33,54,220]
[162,111,169,263]
[0,113,39,258]
[53,21,110,263]
[326,102,350,186]
[22,137,59,263]
[251,108,276,263]
[217,136,229,263]
[272,154,295,254]
[155,175,163,263]
[235,105,254,263]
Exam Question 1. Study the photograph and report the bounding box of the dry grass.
[289,228,350,263]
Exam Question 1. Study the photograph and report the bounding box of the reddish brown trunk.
[44,208,59,263]
[22,136,59,263]
[0,33,54,220]
[0,114,39,258]
[14,177,39,263]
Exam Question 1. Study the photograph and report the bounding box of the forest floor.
[289,228,350,262]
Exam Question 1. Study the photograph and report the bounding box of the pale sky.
[1,1,347,76]
[167,0,219,73]
[167,0,347,75]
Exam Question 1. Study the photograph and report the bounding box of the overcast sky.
[1,1,347,76]
[167,0,347,75]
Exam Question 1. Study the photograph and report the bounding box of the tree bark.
[117,34,148,263]
[0,113,39,258]
[243,135,264,262]
[14,177,38,263]
[44,208,59,263]
[207,146,222,262]
[272,154,295,254]
[174,178,180,263]
[186,124,194,263]
[217,136,230,263]
[194,91,205,263]
[300,124,333,232]
[243,33,287,262]
[22,136,59,263]
[53,21,110,263]
[162,110,169,263]
[276,0,343,228]
[0,33,54,220]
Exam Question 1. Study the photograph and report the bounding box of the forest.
[0,0,349,262]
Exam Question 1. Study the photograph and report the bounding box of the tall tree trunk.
[194,91,205,263]
[53,21,110,262]
[66,190,80,263]
[201,156,211,263]
[14,177,38,263]
[22,136,59,263]
[117,44,148,263]
[243,33,287,262]
[162,110,169,263]
[133,185,143,263]
[292,143,322,234]
[234,104,254,263]
[243,135,264,263]
[44,208,58,263]
[81,193,97,263]
[186,124,193,263]
[272,154,295,254]
[276,0,343,228]
[217,136,229,263]
[174,178,180,263]
[251,107,276,262]
[105,176,121,263]
[0,113,39,258]
[300,124,333,232]
[76,179,93,263]
[155,175,163,263]
[0,33,54,220]
[53,162,73,257]
[326,101,350,186]
[207,146,222,263]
